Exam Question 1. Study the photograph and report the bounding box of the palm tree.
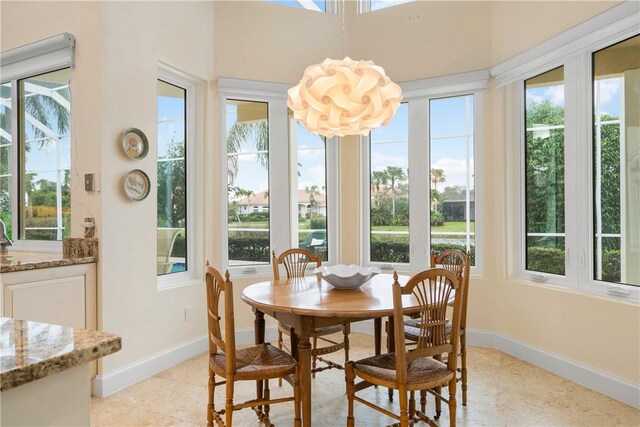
[384,166,407,219]
[371,170,388,208]
[430,168,446,211]
[431,168,446,192]
[226,120,268,186]
[305,185,320,216]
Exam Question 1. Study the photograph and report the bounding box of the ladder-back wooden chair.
[346,269,464,427]
[403,249,471,413]
[272,249,350,378]
[205,263,301,427]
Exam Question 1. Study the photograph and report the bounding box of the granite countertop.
[0,317,121,391]
[0,252,97,274]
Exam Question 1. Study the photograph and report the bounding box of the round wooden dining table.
[241,273,417,427]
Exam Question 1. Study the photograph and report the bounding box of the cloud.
[431,157,474,188]
[597,78,620,106]
[371,152,408,171]
[298,165,326,189]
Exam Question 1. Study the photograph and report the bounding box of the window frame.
[218,77,339,276]
[1,69,73,253]
[359,70,487,274]
[500,2,640,301]
[156,66,200,290]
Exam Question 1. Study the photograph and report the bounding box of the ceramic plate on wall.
[124,169,150,201]
[121,128,149,160]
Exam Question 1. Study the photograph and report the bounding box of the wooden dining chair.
[205,263,301,427]
[403,249,471,414]
[346,269,464,427]
[272,249,350,378]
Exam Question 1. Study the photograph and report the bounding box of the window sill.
[508,274,639,305]
[157,274,199,291]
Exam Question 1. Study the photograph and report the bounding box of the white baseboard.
[466,329,640,409]
[92,327,278,398]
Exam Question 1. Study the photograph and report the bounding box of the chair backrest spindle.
[272,248,323,281]
[205,263,236,375]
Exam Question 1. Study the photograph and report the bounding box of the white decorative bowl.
[313,264,381,289]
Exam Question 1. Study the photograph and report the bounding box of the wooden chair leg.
[420,389,427,414]
[460,332,468,406]
[278,329,283,387]
[294,366,302,427]
[409,391,416,420]
[434,385,442,420]
[449,378,457,427]
[399,387,409,427]
[312,336,318,379]
[207,370,215,427]
[386,316,395,401]
[225,380,234,427]
[263,379,270,419]
[343,323,350,364]
[346,362,355,427]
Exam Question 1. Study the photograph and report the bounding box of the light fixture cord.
[341,0,346,59]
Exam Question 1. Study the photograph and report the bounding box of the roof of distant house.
[235,190,326,206]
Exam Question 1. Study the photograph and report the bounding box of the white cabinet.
[1,263,97,332]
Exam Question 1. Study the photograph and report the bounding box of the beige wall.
[491,1,622,65]
[98,1,214,372]
[347,1,492,82]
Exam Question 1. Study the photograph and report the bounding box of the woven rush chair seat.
[205,264,301,427]
[210,343,297,381]
[351,353,454,388]
[272,249,350,378]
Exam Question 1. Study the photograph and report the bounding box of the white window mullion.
[10,81,18,241]
[325,136,340,265]
[472,92,484,273]
[563,58,580,288]
[268,99,290,259]
[408,99,429,270]
[360,135,372,266]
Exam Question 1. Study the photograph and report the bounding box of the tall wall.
[98,1,214,373]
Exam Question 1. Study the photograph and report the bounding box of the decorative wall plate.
[121,128,149,160]
[124,169,150,201]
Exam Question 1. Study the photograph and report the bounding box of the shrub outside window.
[524,67,565,276]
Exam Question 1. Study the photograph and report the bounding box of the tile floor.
[91,333,640,426]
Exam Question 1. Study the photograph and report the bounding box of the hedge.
[219,238,621,282]
[527,246,621,282]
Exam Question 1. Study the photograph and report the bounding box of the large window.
[592,35,639,287]
[369,103,409,264]
[265,0,326,12]
[362,75,484,271]
[290,115,329,260]
[157,79,187,277]
[1,68,71,242]
[524,67,565,276]
[219,78,338,274]
[226,100,270,267]
[430,95,476,265]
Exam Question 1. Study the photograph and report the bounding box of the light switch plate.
[84,173,95,192]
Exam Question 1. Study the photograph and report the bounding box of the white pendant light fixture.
[287,57,402,138]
